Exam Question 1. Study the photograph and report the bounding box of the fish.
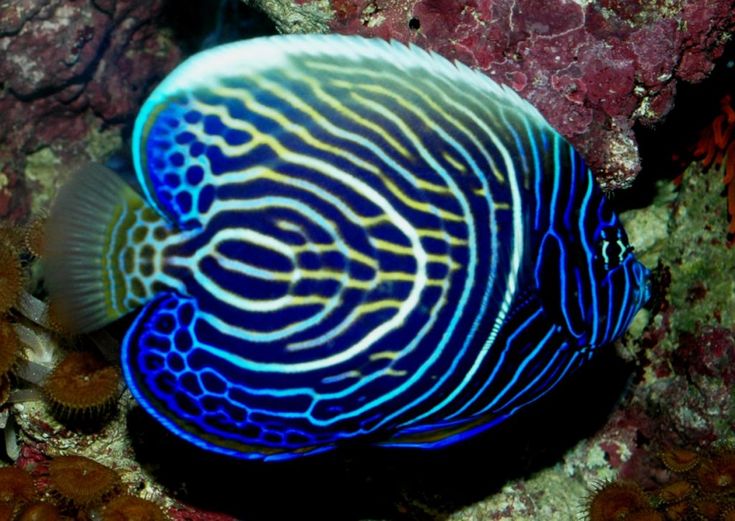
[42,35,651,461]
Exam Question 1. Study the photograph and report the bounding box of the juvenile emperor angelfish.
[43,35,650,461]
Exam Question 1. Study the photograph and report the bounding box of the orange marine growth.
[659,447,701,473]
[16,501,64,521]
[42,351,121,424]
[586,481,651,521]
[0,466,37,510]
[0,234,23,314]
[694,94,735,239]
[100,494,168,521]
[0,322,21,381]
[47,455,119,508]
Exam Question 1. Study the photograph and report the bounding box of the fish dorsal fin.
[131,34,551,228]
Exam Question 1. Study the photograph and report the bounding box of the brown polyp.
[722,506,735,521]
[0,374,10,407]
[0,238,23,315]
[23,216,46,259]
[0,466,36,507]
[0,501,15,521]
[659,447,701,473]
[656,479,694,504]
[0,227,24,252]
[100,494,168,521]
[47,455,119,508]
[42,351,120,422]
[16,502,64,521]
[587,481,650,521]
[664,500,690,521]
[0,321,21,378]
[696,452,735,493]
[624,510,665,521]
[692,496,722,519]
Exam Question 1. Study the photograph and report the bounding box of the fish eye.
[596,226,632,270]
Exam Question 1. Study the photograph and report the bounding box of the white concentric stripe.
[204,195,379,272]
[368,72,527,424]
[181,176,428,366]
[197,84,462,223]
[247,62,509,426]
[201,164,374,232]
[266,77,490,425]
[313,63,509,184]
[168,198,347,314]
[334,65,512,378]
[171,228,309,312]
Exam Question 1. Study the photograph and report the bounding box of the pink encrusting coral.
[327,0,735,189]
[0,0,181,222]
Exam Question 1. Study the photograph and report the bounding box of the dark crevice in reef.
[618,38,735,213]
[159,0,276,56]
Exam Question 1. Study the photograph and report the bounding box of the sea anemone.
[655,480,693,505]
[0,374,11,406]
[0,321,21,380]
[16,501,64,521]
[42,351,121,424]
[23,215,46,259]
[586,481,651,521]
[99,494,168,521]
[623,511,665,521]
[0,466,37,513]
[695,449,735,494]
[659,447,701,473]
[47,455,119,508]
[0,502,14,520]
[0,236,23,314]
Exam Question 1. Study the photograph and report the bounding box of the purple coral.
[328,0,735,189]
[0,0,181,222]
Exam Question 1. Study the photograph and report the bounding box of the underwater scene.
[0,0,734,519]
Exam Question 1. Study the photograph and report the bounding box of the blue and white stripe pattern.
[106,35,649,460]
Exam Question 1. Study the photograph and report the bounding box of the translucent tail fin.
[42,163,167,333]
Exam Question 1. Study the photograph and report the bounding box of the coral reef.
[0,454,167,520]
[693,94,735,240]
[0,466,36,513]
[48,454,120,508]
[585,447,735,520]
[101,494,168,521]
[585,480,658,521]
[248,0,735,189]
[0,1,732,520]
[42,351,121,425]
[0,0,181,222]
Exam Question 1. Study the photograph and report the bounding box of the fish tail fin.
[42,163,170,333]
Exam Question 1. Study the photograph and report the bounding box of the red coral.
[693,94,735,240]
